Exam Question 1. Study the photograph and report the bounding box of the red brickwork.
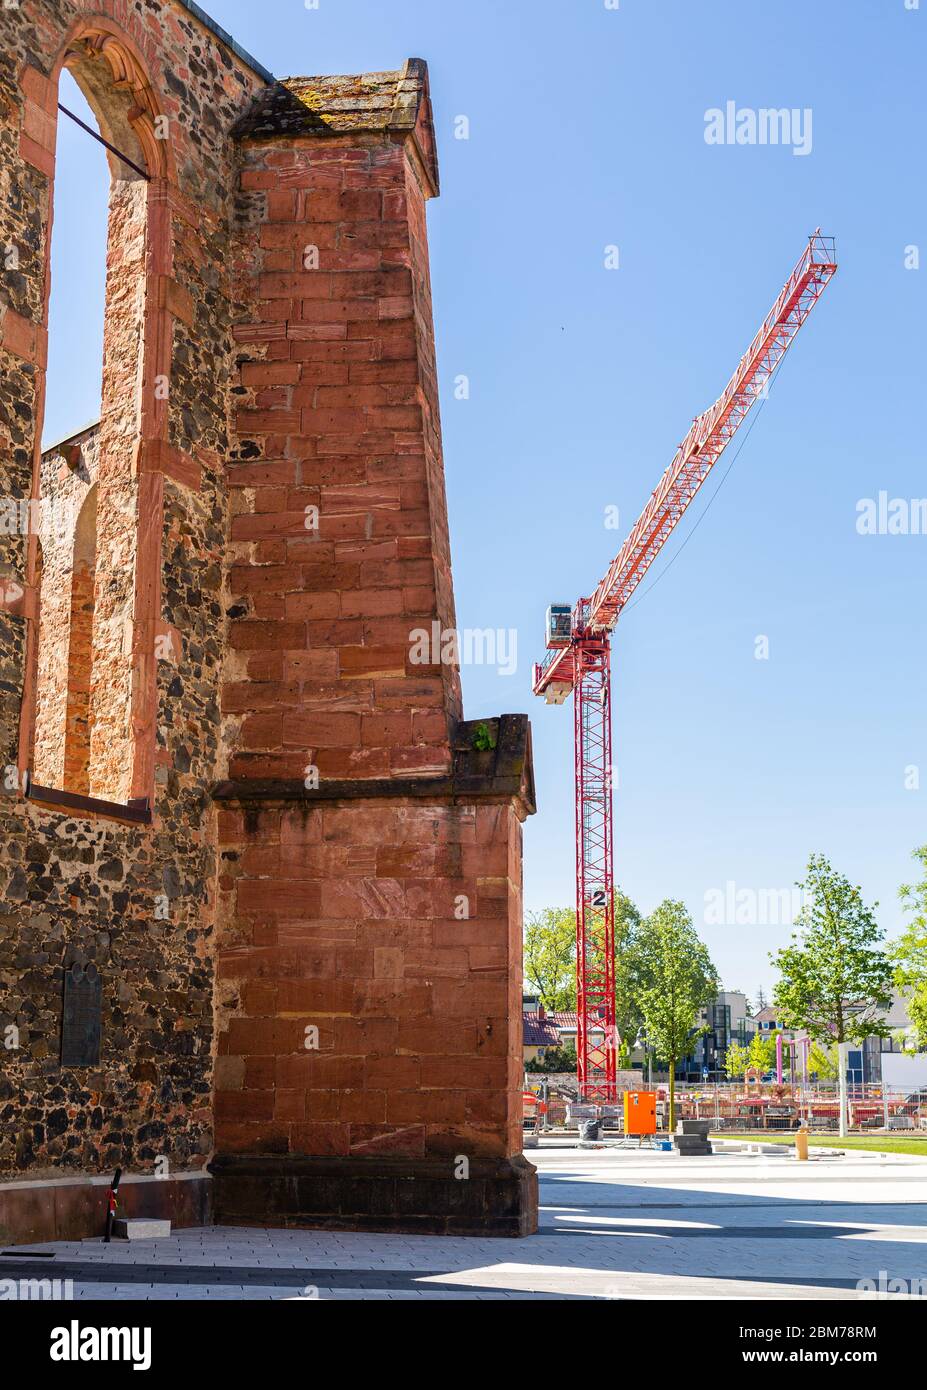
[227,123,460,784]
[215,795,526,1162]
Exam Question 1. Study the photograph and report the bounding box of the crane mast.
[533,232,837,1102]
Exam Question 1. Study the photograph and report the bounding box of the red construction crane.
[532,231,837,1102]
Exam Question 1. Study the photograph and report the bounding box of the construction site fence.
[525,1083,927,1135]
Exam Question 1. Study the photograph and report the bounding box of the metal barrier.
[523,1080,927,1135]
[673,1083,926,1133]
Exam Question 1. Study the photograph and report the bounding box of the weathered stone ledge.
[213,713,536,815]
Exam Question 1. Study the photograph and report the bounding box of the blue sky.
[46,0,926,998]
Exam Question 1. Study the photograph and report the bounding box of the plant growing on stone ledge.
[471,721,496,752]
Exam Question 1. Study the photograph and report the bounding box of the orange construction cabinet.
[624,1090,657,1135]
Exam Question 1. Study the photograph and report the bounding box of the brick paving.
[3,1145,926,1300]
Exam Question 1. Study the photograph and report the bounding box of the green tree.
[524,889,643,1059]
[612,889,644,1064]
[635,900,719,1131]
[771,853,893,1134]
[524,908,575,1012]
[724,1041,749,1078]
[891,845,927,1051]
[747,1030,779,1073]
[808,1041,839,1081]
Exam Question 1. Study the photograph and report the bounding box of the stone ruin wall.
[0,0,536,1235]
[0,0,265,1178]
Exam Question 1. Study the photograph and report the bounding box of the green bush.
[525,1046,578,1074]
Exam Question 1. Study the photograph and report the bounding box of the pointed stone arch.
[20,14,179,808]
[56,18,172,183]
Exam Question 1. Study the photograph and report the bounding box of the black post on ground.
[102,1167,122,1243]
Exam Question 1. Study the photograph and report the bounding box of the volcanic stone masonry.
[0,0,537,1242]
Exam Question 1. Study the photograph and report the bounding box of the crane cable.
[620,353,788,617]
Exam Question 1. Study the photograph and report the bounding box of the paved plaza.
[3,1143,926,1300]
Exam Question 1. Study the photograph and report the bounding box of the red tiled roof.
[522,1013,561,1047]
[548,1012,604,1035]
[550,1011,578,1030]
[523,1010,606,1045]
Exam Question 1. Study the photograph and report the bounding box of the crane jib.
[581,249,836,634]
